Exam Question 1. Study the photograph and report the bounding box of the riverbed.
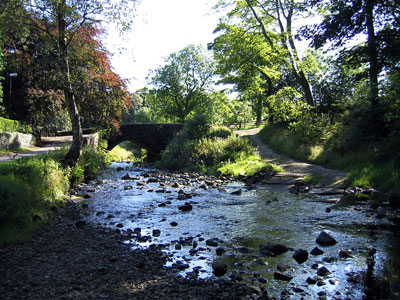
[80,162,400,299]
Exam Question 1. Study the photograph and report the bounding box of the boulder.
[212,263,228,276]
[206,238,220,247]
[316,231,337,246]
[178,203,193,212]
[273,272,293,282]
[293,249,308,264]
[231,189,242,195]
[317,266,331,276]
[259,243,289,256]
[310,247,324,256]
[216,247,226,256]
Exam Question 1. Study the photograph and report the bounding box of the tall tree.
[212,23,285,124]
[2,0,138,166]
[303,0,400,112]
[148,45,215,122]
[217,0,315,106]
[1,20,130,135]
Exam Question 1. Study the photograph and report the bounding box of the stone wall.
[83,133,99,148]
[0,132,35,149]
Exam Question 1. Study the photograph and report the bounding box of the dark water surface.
[82,162,400,299]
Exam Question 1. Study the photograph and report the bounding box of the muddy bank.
[0,202,258,300]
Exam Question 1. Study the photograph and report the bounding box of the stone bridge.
[106,123,184,161]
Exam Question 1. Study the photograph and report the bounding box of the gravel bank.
[0,202,259,300]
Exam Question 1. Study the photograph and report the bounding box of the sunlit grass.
[218,155,283,177]
[0,146,36,155]
[106,145,135,163]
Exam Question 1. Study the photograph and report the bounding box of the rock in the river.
[238,247,251,254]
[206,238,220,247]
[273,272,293,282]
[216,247,226,256]
[170,221,178,227]
[292,249,308,264]
[306,277,317,284]
[316,231,337,246]
[212,262,228,276]
[121,173,133,180]
[178,203,193,212]
[231,189,242,195]
[317,266,331,276]
[338,249,354,259]
[152,229,161,237]
[259,243,289,256]
[310,247,324,255]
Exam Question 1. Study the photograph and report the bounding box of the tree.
[303,0,400,115]
[148,45,215,122]
[212,22,285,124]
[1,0,138,166]
[216,0,315,106]
[1,4,130,142]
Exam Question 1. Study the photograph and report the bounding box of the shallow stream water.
[81,162,400,299]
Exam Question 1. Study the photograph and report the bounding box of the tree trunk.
[365,0,379,106]
[58,1,83,166]
[63,78,83,166]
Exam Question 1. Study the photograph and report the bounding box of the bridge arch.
[106,123,184,161]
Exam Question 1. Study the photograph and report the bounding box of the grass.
[106,145,135,163]
[258,124,400,195]
[218,154,283,177]
[158,124,278,177]
[0,146,109,245]
[0,146,37,155]
[0,156,70,244]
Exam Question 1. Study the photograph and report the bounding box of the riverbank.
[0,200,259,300]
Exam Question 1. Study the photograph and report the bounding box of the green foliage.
[105,144,135,163]
[147,45,215,122]
[266,87,309,124]
[0,145,110,244]
[0,117,21,132]
[182,114,211,140]
[0,156,70,244]
[218,155,283,177]
[158,120,262,175]
[209,126,232,138]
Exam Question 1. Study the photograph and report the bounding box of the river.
[79,162,400,299]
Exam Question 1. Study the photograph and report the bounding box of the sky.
[104,0,222,92]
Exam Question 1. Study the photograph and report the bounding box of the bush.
[158,128,260,174]
[0,156,69,244]
[183,114,211,140]
[0,146,109,244]
[0,117,21,132]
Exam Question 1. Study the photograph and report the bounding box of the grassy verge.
[0,146,110,245]
[258,124,400,195]
[157,117,280,177]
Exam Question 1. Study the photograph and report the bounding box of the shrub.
[0,117,21,133]
[183,113,211,140]
[0,156,69,244]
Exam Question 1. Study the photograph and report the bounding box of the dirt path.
[237,128,348,190]
[0,136,72,162]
